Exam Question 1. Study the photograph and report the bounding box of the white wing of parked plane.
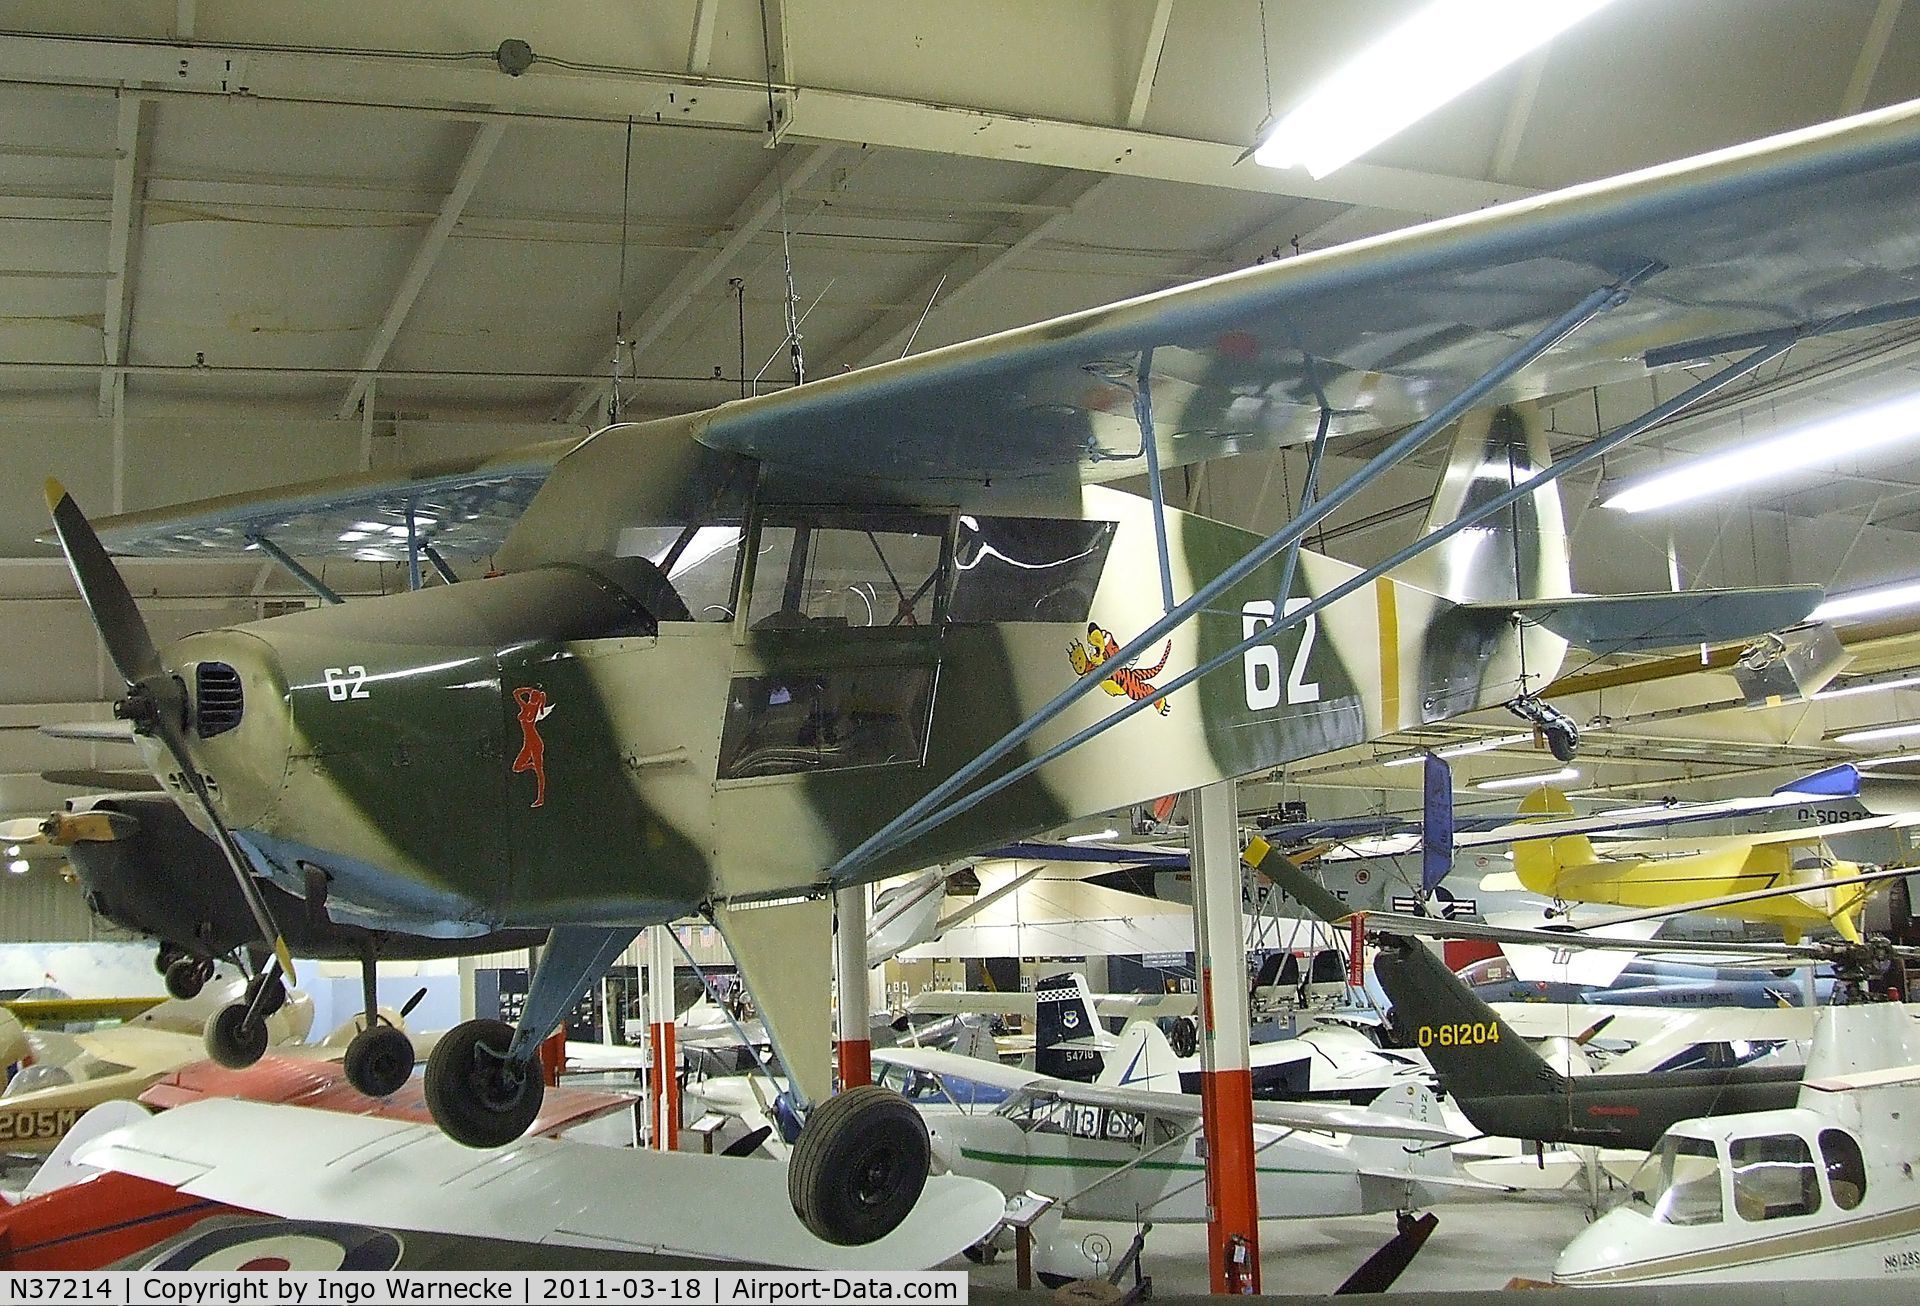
[78,1099,1004,1271]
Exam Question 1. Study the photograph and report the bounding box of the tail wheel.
[155,945,181,975]
[344,1023,415,1098]
[788,1084,930,1246]
[205,1003,268,1068]
[165,956,207,1001]
[424,1018,543,1148]
[1166,1016,1199,1058]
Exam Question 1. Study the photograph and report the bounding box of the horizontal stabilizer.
[1462,586,1822,654]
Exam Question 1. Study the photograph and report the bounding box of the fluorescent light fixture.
[1607,391,1920,514]
[1254,0,1619,178]
[3,845,16,857]
[1476,767,1579,791]
[1064,828,1120,845]
[1382,731,1532,767]
[1811,581,1920,625]
[1831,722,1920,745]
[1810,673,1920,702]
[6,859,26,875]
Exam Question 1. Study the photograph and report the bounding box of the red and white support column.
[835,882,872,1089]
[1192,780,1260,1293]
[645,925,679,1150]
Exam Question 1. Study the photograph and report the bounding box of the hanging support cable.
[826,262,1661,883]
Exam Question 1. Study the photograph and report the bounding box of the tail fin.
[1395,405,1570,604]
[1033,972,1107,1081]
[1095,1020,1184,1091]
[951,1016,998,1062]
[1372,936,1566,1136]
[1509,786,1594,894]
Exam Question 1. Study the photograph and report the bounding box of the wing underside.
[701,100,1920,491]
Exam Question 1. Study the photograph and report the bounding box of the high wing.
[75,439,577,560]
[1,997,162,1024]
[78,1099,1003,1271]
[698,100,1920,491]
[58,99,1920,553]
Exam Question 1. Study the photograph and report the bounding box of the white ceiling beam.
[0,35,1530,217]
[1126,0,1177,130]
[98,92,145,417]
[1843,0,1905,114]
[687,0,720,75]
[1489,47,1550,183]
[835,172,1117,369]
[337,120,505,419]
[561,142,844,425]
[781,89,1533,218]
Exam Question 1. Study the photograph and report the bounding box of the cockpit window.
[615,525,746,622]
[608,452,753,622]
[1631,1136,1723,1226]
[947,517,1116,624]
[1731,1133,1822,1221]
[1820,1129,1867,1211]
[748,512,948,630]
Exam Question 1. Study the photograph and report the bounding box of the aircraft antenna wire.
[611,116,636,424]
[759,0,805,389]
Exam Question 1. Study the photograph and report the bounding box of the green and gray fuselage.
[139,409,1569,937]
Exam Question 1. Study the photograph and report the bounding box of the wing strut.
[829,262,1663,882]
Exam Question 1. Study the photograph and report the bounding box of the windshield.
[1629,1135,1723,1225]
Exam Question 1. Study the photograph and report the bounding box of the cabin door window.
[1731,1133,1823,1221]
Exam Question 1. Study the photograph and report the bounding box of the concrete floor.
[959,1192,1596,1295]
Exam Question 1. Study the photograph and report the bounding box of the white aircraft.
[73,1097,1002,1271]
[1555,1000,1920,1287]
[1033,972,1429,1106]
[877,1038,1489,1229]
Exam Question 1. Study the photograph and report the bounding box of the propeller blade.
[1574,1014,1616,1046]
[150,718,296,987]
[400,986,427,1019]
[44,481,297,987]
[43,480,161,688]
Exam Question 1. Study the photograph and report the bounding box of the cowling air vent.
[194,662,244,738]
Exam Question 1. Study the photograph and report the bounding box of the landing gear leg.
[204,957,285,1068]
[165,955,212,1001]
[344,937,413,1098]
[425,925,636,1148]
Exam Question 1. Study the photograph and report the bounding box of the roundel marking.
[151,1221,404,1272]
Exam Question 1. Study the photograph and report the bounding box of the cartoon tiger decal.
[1068,621,1173,715]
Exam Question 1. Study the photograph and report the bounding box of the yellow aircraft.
[1511,788,1886,943]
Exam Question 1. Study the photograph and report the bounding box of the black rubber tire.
[247,973,288,1016]
[1545,722,1577,763]
[205,1002,269,1068]
[165,956,207,1001]
[424,1018,543,1148]
[344,1023,414,1098]
[788,1084,930,1246]
[155,945,181,976]
[1167,1016,1199,1058]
